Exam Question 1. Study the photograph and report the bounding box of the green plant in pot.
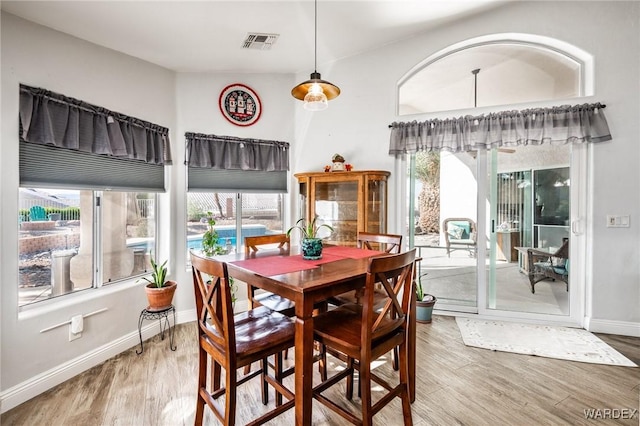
[286,216,334,260]
[201,212,228,256]
[415,268,437,324]
[200,212,237,306]
[141,258,177,310]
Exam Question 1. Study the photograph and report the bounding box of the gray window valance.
[19,84,172,165]
[185,133,289,193]
[185,133,289,171]
[389,102,611,155]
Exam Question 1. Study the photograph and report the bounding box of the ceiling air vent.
[242,33,279,50]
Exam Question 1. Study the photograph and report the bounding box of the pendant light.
[291,0,340,111]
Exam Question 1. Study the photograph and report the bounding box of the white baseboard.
[1,307,196,414]
[584,317,640,337]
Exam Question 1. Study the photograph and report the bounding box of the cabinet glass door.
[366,179,386,233]
[314,180,358,245]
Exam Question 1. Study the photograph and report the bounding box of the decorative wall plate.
[219,83,262,126]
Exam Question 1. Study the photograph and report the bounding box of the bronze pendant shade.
[291,72,340,101]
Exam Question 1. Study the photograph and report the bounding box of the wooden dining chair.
[312,249,416,426]
[243,234,328,379]
[356,232,403,254]
[328,232,402,307]
[326,232,404,373]
[190,250,295,425]
[244,234,295,316]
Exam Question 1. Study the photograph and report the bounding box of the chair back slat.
[364,249,415,342]
[190,250,236,353]
[555,239,569,258]
[357,232,402,253]
[245,234,290,255]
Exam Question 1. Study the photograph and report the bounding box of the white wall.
[292,1,639,333]
[172,72,296,310]
[0,13,176,408]
[2,0,639,413]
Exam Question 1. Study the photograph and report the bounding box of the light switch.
[606,215,630,228]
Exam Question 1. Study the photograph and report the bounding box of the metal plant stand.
[136,305,176,355]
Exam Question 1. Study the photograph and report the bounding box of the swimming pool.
[128,224,270,252]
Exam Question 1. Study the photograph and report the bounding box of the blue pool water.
[128,224,270,252]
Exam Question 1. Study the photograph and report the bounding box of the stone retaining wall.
[20,233,80,255]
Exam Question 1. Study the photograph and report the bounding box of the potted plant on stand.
[142,258,177,310]
[286,216,334,260]
[415,267,437,324]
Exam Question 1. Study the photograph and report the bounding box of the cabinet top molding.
[294,170,390,178]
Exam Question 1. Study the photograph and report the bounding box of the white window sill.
[18,279,143,321]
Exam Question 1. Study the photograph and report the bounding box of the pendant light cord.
[314,0,318,73]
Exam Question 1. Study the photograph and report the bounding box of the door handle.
[571,220,580,235]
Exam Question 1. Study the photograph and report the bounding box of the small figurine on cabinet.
[332,153,345,171]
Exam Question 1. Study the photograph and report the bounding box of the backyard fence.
[20,198,155,222]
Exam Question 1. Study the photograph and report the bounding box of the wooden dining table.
[217,244,417,426]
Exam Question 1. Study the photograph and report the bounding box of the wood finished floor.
[2,315,639,425]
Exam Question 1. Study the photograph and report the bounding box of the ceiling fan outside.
[468,68,515,157]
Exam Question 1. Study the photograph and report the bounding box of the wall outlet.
[69,326,82,341]
[69,314,83,341]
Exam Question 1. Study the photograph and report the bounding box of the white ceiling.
[1,0,506,74]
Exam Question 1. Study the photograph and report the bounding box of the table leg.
[294,301,315,426]
[409,293,416,403]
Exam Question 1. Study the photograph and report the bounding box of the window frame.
[17,187,158,308]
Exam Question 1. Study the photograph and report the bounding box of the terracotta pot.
[144,280,177,310]
[416,295,437,324]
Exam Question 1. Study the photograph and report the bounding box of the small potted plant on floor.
[141,258,177,310]
[286,216,334,260]
[415,268,437,323]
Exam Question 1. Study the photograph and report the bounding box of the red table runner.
[229,245,384,276]
[322,245,385,259]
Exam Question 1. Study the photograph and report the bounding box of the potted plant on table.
[141,258,177,310]
[286,216,334,260]
[415,269,437,324]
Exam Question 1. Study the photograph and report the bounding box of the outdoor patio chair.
[29,205,47,221]
[526,239,569,294]
[443,218,477,257]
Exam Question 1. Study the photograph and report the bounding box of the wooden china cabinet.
[294,170,390,246]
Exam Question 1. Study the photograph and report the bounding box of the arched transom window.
[398,42,582,115]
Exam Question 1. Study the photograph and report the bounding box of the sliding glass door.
[486,145,572,316]
[409,151,478,313]
[408,143,584,324]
